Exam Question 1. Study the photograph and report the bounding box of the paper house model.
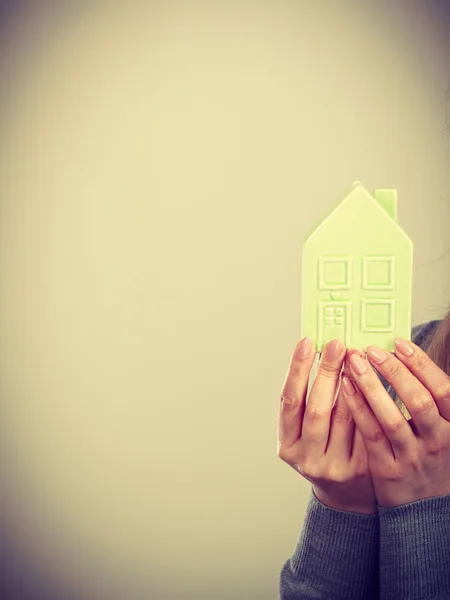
[301,181,413,352]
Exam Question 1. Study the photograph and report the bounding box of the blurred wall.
[0,1,449,599]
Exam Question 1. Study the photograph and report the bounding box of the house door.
[319,303,349,349]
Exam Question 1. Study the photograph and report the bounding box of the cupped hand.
[278,337,378,515]
[344,338,450,508]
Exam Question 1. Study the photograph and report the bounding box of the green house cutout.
[301,182,413,353]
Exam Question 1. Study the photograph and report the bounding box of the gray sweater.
[279,320,450,600]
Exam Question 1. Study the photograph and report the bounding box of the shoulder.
[411,319,441,350]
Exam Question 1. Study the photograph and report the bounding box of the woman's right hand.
[277,337,378,515]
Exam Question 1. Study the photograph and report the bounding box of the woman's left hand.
[343,338,450,508]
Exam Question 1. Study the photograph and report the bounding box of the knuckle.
[332,404,352,426]
[427,436,447,456]
[383,461,404,482]
[410,352,429,376]
[384,359,402,379]
[366,426,386,443]
[433,380,450,403]
[317,361,340,379]
[277,442,295,463]
[305,402,327,421]
[411,392,434,416]
[326,465,347,484]
[297,460,317,480]
[384,417,405,435]
[348,397,369,418]
[280,393,299,410]
[361,378,378,394]
[277,446,288,461]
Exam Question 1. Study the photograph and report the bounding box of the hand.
[278,337,378,515]
[344,338,450,508]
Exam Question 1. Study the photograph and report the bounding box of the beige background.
[1,1,450,599]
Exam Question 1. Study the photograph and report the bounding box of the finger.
[341,348,365,383]
[352,423,369,464]
[349,409,372,471]
[348,353,416,456]
[341,374,394,463]
[278,337,316,448]
[366,345,442,439]
[393,338,450,421]
[325,349,364,460]
[301,339,346,459]
[326,380,355,462]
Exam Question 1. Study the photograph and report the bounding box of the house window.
[362,256,395,290]
[318,257,352,290]
[361,299,395,332]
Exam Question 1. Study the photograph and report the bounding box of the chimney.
[373,188,398,222]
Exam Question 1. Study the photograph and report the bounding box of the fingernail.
[394,338,414,357]
[350,354,367,375]
[326,339,343,361]
[344,348,364,367]
[366,346,388,364]
[297,337,313,359]
[342,376,356,396]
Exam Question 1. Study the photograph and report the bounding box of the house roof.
[303,181,410,246]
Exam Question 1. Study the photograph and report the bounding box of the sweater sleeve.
[378,494,450,600]
[279,490,379,600]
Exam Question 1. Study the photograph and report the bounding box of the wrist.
[313,488,377,515]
